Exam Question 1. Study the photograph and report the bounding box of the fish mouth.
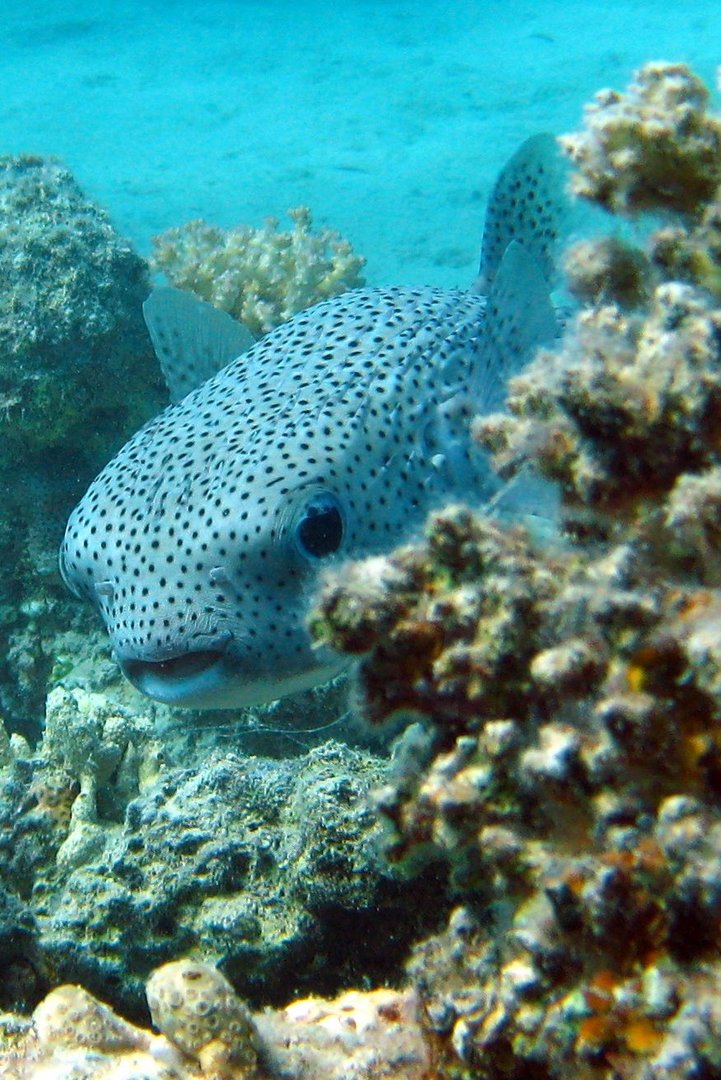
[117,640,350,710]
[122,649,225,686]
[118,635,233,707]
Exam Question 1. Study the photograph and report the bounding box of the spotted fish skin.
[60,135,567,709]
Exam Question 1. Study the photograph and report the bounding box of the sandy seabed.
[0,0,717,286]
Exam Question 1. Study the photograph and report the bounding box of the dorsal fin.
[143,286,255,403]
[477,133,570,293]
[474,240,557,412]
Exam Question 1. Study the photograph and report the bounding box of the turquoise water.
[1,0,717,286]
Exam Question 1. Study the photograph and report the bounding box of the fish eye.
[294,492,345,560]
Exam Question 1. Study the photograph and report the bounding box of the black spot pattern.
[479,133,567,289]
[60,286,495,700]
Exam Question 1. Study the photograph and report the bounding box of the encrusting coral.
[146,960,260,1078]
[311,62,721,1078]
[151,207,365,337]
[0,959,431,1079]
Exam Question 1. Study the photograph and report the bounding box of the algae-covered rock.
[0,155,165,464]
[35,742,385,1012]
[0,884,43,1013]
[1,716,427,1017]
[0,156,167,732]
[0,676,435,1019]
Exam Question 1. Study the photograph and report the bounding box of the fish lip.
[117,631,234,706]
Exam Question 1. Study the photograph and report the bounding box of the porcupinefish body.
[60,135,567,709]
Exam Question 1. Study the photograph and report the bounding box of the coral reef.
[151,207,365,337]
[560,62,721,216]
[311,62,721,1078]
[476,68,721,549]
[11,55,721,1080]
[0,683,440,1019]
[35,739,391,1013]
[0,960,431,1079]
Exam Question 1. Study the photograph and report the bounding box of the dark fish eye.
[295,492,345,560]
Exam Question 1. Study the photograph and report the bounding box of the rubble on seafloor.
[310,63,721,1078]
[7,59,721,1080]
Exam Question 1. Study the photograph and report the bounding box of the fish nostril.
[122,650,225,685]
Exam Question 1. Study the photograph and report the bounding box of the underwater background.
[5,2,721,1079]
[1,0,717,288]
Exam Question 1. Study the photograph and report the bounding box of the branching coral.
[311,62,721,1079]
[151,207,365,337]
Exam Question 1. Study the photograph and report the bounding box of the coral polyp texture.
[312,62,721,1078]
[0,960,431,1079]
[146,960,260,1078]
[150,207,366,337]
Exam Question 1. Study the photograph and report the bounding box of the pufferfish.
[60,134,568,709]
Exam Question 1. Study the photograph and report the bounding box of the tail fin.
[477,133,571,294]
[473,240,558,413]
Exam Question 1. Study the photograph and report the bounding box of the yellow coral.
[1,968,431,1079]
[33,985,151,1055]
[151,207,365,337]
[146,959,259,1078]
